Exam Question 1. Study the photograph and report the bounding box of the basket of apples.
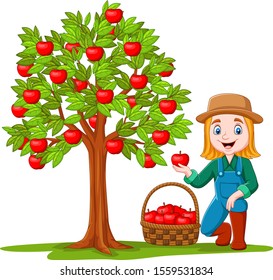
[140,182,200,246]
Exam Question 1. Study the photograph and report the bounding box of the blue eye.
[234,125,243,135]
[213,125,221,135]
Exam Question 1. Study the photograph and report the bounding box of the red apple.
[159,100,177,114]
[17,64,33,77]
[171,151,190,166]
[106,139,124,154]
[105,9,123,23]
[36,41,54,56]
[28,155,45,170]
[173,205,187,215]
[11,105,28,118]
[73,78,88,92]
[144,154,156,168]
[110,28,115,35]
[23,90,41,104]
[64,129,82,144]
[175,216,191,225]
[50,69,67,84]
[154,214,164,224]
[152,130,170,145]
[19,138,29,150]
[182,208,196,223]
[30,138,48,153]
[65,42,81,52]
[86,46,104,61]
[96,89,114,104]
[130,74,148,89]
[124,42,141,56]
[164,212,179,225]
[127,96,137,108]
[157,203,174,215]
[159,63,174,77]
[88,115,97,129]
[144,209,157,223]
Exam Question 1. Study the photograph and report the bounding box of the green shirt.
[184,155,258,198]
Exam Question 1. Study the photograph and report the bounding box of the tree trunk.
[67,114,132,254]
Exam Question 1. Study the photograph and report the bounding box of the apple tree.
[3,1,192,254]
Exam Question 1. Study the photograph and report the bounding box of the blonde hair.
[201,117,260,160]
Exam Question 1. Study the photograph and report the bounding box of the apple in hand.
[96,89,114,104]
[124,42,141,56]
[154,214,164,224]
[17,64,33,77]
[127,96,137,108]
[171,151,190,166]
[144,209,157,223]
[159,100,177,114]
[88,115,97,129]
[157,203,174,215]
[50,69,67,84]
[144,154,156,168]
[36,41,54,56]
[65,43,81,52]
[183,208,196,223]
[86,46,104,61]
[130,74,148,89]
[30,139,48,153]
[29,155,45,170]
[173,205,187,215]
[106,139,124,154]
[23,90,41,104]
[105,9,123,23]
[175,216,191,225]
[159,63,174,77]
[11,105,28,118]
[73,78,88,92]
[64,129,82,144]
[19,138,29,150]
[152,130,170,145]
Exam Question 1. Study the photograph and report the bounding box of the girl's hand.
[226,190,244,211]
[172,164,192,178]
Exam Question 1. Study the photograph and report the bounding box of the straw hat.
[196,93,263,123]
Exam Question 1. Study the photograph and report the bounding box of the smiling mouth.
[222,141,236,149]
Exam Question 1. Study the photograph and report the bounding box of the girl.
[173,93,263,250]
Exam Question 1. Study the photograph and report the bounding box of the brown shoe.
[211,222,231,246]
[230,211,247,250]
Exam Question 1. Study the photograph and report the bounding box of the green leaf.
[53,151,64,168]
[122,143,131,160]
[24,108,42,117]
[97,103,111,117]
[115,77,131,90]
[20,141,32,156]
[151,154,167,166]
[118,129,136,137]
[17,57,35,66]
[13,135,25,151]
[173,114,184,124]
[142,36,159,46]
[67,102,85,111]
[149,109,167,122]
[28,64,44,74]
[36,56,53,64]
[95,69,112,78]
[150,64,172,75]
[84,12,91,25]
[116,118,123,131]
[130,110,146,121]
[23,46,37,55]
[61,33,77,43]
[52,120,64,136]
[136,149,145,167]
[112,99,124,114]
[30,131,47,139]
[123,24,141,34]
[171,126,187,139]
[145,146,164,155]
[64,114,81,124]
[43,101,61,110]
[151,84,168,95]
[96,38,115,48]
[136,127,148,142]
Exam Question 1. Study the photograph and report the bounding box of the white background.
[0,0,272,279]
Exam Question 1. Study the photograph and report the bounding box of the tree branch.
[78,111,95,146]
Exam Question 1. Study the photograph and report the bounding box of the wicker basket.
[140,182,200,246]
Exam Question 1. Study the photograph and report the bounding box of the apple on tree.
[65,42,81,52]
[36,41,54,56]
[130,74,148,89]
[106,139,124,154]
[17,64,33,77]
[28,155,45,170]
[124,42,141,56]
[86,46,104,61]
[159,100,177,114]
[144,154,156,168]
[73,78,88,92]
[88,115,97,129]
[152,130,170,145]
[23,90,41,104]
[159,63,174,77]
[11,105,28,118]
[30,139,48,153]
[50,69,67,84]
[127,96,137,108]
[19,138,29,150]
[64,129,82,145]
[96,89,114,104]
[105,9,123,23]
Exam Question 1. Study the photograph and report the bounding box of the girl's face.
[210,114,249,156]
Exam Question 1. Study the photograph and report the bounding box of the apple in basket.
[175,216,191,225]
[144,209,157,223]
[157,202,174,215]
[173,205,187,215]
[154,213,164,224]
[164,212,180,224]
[182,208,196,223]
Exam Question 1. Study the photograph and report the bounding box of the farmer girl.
[173,93,263,250]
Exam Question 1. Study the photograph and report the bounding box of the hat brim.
[196,108,263,124]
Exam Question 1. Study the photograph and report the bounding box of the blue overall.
[201,156,248,236]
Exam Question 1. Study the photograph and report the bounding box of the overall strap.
[235,156,243,176]
[217,157,224,177]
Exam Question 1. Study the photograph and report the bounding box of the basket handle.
[141,182,200,224]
